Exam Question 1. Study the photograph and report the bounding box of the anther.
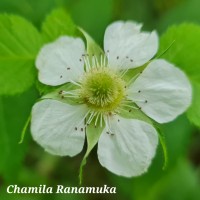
[145,100,148,103]
[106,131,109,134]
[118,119,120,122]
[58,90,63,94]
[60,75,63,78]
[139,107,142,110]
[116,56,119,59]
[126,56,129,59]
[138,90,141,93]
[81,128,84,131]
[111,133,115,136]
[67,67,70,70]
[79,58,82,62]
[130,59,133,62]
[129,109,132,112]
[75,127,78,131]
[107,50,109,53]
[61,96,64,99]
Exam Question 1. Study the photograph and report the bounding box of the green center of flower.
[80,68,125,112]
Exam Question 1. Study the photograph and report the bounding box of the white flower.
[31,21,192,177]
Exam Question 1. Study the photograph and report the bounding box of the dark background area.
[0,0,200,199]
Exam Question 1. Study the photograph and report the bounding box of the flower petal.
[97,116,158,177]
[36,36,85,86]
[104,21,158,70]
[31,99,88,156]
[128,59,192,123]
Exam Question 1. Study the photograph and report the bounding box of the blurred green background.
[0,0,200,199]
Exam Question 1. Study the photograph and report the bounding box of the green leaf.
[158,23,200,128]
[0,14,43,95]
[187,82,200,127]
[42,8,77,42]
[0,88,38,182]
[79,119,104,185]
[147,159,200,200]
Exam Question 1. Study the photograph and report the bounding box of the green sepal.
[79,119,104,185]
[18,114,31,144]
[78,27,104,64]
[41,83,81,105]
[118,101,154,126]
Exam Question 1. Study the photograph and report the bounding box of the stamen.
[100,113,103,127]
[69,80,81,87]
[86,54,91,69]
[106,50,110,66]
[100,53,103,67]
[82,54,90,71]
[92,54,97,68]
[120,68,129,77]
[86,111,96,125]
[103,53,107,67]
[95,112,100,127]
[120,103,139,110]
[104,115,113,135]
[131,99,147,103]
[94,55,100,67]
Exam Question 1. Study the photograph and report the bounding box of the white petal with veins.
[128,59,192,123]
[31,99,88,156]
[104,21,158,70]
[36,36,85,86]
[97,116,158,177]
